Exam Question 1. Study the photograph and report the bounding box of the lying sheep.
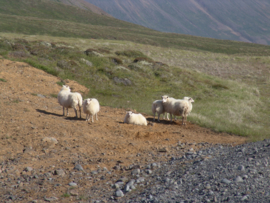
[162,95,194,125]
[152,100,169,122]
[124,111,147,126]
[83,98,100,122]
[57,85,83,118]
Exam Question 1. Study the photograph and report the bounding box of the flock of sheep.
[57,85,194,126]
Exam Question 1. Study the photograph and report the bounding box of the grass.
[61,193,70,198]
[0,78,7,82]
[56,81,65,86]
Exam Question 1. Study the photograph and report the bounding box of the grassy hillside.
[0,0,270,56]
[1,33,269,141]
[0,0,270,141]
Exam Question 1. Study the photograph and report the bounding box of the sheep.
[183,96,194,116]
[169,97,195,121]
[83,98,100,122]
[123,111,147,126]
[57,85,83,118]
[162,95,194,125]
[152,100,169,122]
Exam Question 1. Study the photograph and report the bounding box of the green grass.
[0,78,7,82]
[61,193,70,198]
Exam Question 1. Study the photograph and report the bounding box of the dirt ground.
[0,59,247,202]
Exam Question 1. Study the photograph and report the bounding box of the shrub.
[133,57,154,63]
[109,57,122,65]
[115,50,146,58]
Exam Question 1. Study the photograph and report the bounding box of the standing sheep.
[57,85,83,118]
[152,100,169,122]
[183,97,194,116]
[170,97,195,121]
[83,98,100,122]
[162,95,193,125]
[124,111,147,126]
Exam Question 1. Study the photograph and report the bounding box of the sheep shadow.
[36,109,63,117]
[36,109,85,121]
[146,117,177,125]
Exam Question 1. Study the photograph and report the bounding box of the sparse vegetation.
[62,193,70,198]
[0,78,7,82]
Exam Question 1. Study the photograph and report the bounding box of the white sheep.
[183,96,194,116]
[123,111,147,126]
[83,98,100,122]
[152,100,169,122]
[162,95,194,125]
[169,96,194,121]
[57,85,83,118]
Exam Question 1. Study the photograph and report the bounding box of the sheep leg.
[157,113,161,122]
[91,115,94,123]
[170,113,173,122]
[153,112,156,121]
[62,107,65,116]
[79,105,81,119]
[73,108,78,118]
[66,108,69,116]
[95,113,98,121]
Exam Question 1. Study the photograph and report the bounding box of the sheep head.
[61,85,70,91]
[86,98,92,105]
[161,95,169,103]
[184,97,194,103]
[126,111,133,118]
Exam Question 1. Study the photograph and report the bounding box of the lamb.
[162,95,194,125]
[83,98,100,122]
[152,100,169,122]
[57,85,83,118]
[123,111,147,126]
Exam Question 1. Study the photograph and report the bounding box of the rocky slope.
[0,59,247,202]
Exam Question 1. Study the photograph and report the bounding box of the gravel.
[2,139,270,202]
[122,139,270,202]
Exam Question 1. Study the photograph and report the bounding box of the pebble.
[54,169,65,176]
[44,196,58,202]
[115,189,124,197]
[25,167,33,172]
[132,169,140,175]
[68,182,77,187]
[74,164,84,171]
[235,176,243,182]
[221,179,231,184]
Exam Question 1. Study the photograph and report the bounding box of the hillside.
[49,0,112,17]
[85,0,270,45]
[1,0,270,56]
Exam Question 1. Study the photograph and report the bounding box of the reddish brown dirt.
[0,59,247,201]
